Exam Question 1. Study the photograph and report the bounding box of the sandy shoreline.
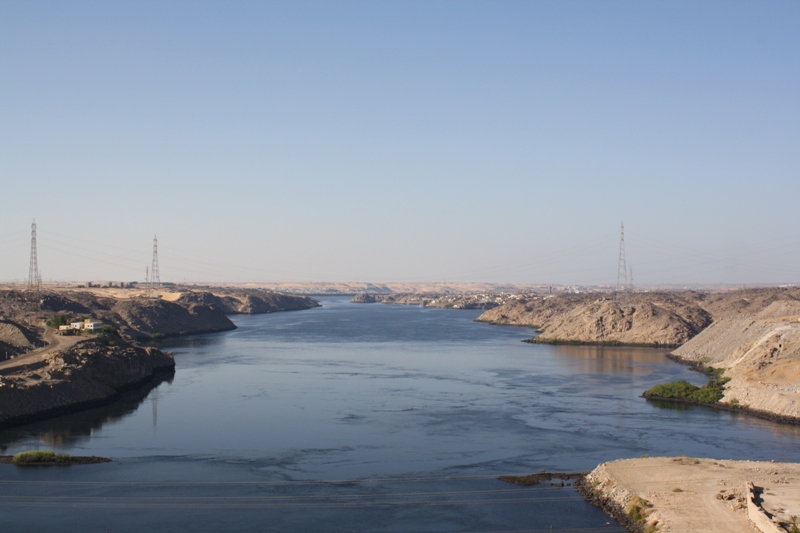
[581,457,800,533]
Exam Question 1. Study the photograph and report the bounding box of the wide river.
[2,297,799,532]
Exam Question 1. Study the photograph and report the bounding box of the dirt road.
[0,325,83,372]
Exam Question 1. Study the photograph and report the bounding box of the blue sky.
[1,1,798,285]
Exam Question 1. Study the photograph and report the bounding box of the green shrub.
[644,380,698,399]
[46,315,68,328]
[644,369,729,405]
[12,450,72,464]
[691,386,724,403]
[626,496,651,524]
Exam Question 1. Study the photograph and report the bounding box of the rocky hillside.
[0,288,320,346]
[693,287,800,319]
[0,320,43,357]
[477,292,712,347]
[671,300,800,421]
[0,338,174,428]
[477,288,800,347]
[109,297,235,339]
[177,290,319,314]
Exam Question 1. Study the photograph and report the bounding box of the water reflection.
[0,372,173,453]
[646,398,800,440]
[550,344,672,375]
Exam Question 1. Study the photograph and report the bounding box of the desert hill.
[477,287,800,347]
[671,299,800,420]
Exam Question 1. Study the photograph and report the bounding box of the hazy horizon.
[2,1,798,286]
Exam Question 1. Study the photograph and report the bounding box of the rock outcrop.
[110,297,236,339]
[0,339,174,428]
[351,293,381,303]
[478,292,712,347]
[177,290,319,314]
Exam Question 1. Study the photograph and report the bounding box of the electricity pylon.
[27,219,41,294]
[616,223,627,299]
[150,236,160,286]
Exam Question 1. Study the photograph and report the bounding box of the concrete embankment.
[579,457,800,533]
[0,339,174,429]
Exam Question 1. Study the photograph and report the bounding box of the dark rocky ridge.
[110,297,235,339]
[177,290,320,315]
[351,293,381,303]
[1,289,320,344]
[0,339,175,428]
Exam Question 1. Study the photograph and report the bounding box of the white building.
[70,319,105,331]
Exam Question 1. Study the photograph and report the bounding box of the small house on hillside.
[70,319,105,331]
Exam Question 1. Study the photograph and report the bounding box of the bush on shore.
[643,379,725,404]
[12,450,72,464]
[644,365,730,405]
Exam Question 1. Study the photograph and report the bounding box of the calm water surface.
[2,296,799,532]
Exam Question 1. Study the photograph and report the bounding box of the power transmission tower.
[27,219,41,294]
[150,236,161,286]
[145,266,150,285]
[616,222,627,298]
